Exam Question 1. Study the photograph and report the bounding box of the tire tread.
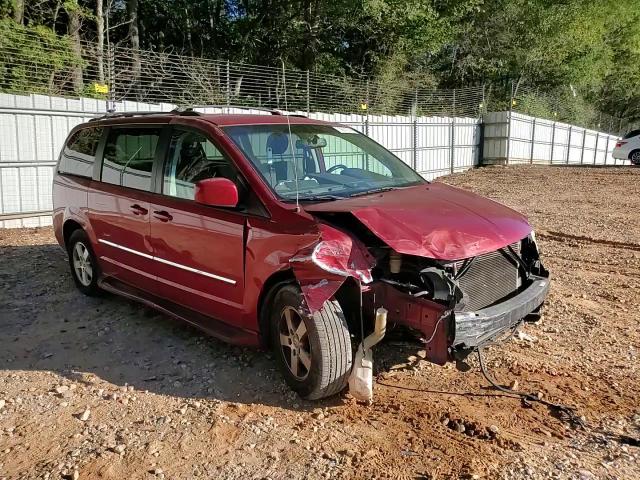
[269,285,352,400]
[307,299,352,399]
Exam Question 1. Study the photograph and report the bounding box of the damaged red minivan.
[53,109,549,399]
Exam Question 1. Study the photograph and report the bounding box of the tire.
[269,284,352,400]
[67,229,101,296]
[630,150,640,165]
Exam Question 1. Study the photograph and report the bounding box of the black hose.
[476,348,586,428]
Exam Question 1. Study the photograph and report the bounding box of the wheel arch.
[257,269,297,348]
[257,269,363,348]
[63,219,84,249]
[332,277,362,336]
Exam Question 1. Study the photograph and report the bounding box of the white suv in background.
[613,129,640,164]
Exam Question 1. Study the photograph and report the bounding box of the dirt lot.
[1,165,639,480]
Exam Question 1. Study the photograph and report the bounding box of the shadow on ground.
[0,243,422,410]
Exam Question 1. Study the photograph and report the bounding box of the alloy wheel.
[72,242,93,287]
[631,151,640,163]
[278,306,312,380]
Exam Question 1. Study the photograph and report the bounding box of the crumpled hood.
[303,183,532,261]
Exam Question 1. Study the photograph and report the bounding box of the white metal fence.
[0,93,481,228]
[483,111,625,165]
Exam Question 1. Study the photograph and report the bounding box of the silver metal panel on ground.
[484,111,622,166]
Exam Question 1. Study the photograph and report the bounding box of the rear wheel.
[269,285,352,400]
[630,150,640,165]
[67,229,101,296]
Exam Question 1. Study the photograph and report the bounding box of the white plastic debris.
[349,307,388,403]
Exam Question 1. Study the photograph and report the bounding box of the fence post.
[412,117,418,171]
[604,133,610,165]
[412,88,418,170]
[225,60,230,106]
[549,121,556,165]
[450,89,456,174]
[478,85,486,166]
[106,42,115,112]
[580,129,586,164]
[593,132,599,164]
[506,82,513,166]
[566,125,572,164]
[306,70,310,115]
[529,117,536,164]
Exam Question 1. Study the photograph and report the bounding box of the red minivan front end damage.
[290,185,550,366]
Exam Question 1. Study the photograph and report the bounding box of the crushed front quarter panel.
[289,223,375,313]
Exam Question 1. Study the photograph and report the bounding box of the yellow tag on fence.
[93,83,109,94]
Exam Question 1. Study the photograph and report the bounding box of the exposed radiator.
[454,242,521,311]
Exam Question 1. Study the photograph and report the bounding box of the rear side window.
[58,127,103,178]
[623,129,640,139]
[101,128,161,191]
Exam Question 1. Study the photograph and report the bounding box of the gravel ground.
[1,165,639,480]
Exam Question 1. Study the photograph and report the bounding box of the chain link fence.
[1,28,486,117]
[3,27,637,134]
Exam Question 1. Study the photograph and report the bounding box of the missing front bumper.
[453,275,550,348]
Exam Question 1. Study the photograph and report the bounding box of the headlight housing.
[311,224,374,284]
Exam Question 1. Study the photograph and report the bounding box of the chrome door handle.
[130,204,148,215]
[153,210,173,222]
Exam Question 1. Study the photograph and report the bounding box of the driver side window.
[163,129,238,200]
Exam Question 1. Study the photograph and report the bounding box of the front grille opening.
[455,242,521,311]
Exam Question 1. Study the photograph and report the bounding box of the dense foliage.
[1,0,639,121]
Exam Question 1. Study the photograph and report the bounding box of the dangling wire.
[476,347,585,428]
[281,58,300,212]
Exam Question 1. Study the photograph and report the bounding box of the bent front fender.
[289,223,375,313]
[289,246,352,313]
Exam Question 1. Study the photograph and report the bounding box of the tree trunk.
[127,0,141,98]
[68,2,84,93]
[300,0,320,71]
[185,7,194,55]
[96,0,105,83]
[13,0,24,24]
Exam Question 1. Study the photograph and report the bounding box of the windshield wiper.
[349,186,398,197]
[295,194,346,201]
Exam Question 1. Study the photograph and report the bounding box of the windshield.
[623,129,640,139]
[223,124,425,200]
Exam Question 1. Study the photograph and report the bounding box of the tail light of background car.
[615,141,627,148]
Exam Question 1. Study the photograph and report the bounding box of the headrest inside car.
[267,133,289,155]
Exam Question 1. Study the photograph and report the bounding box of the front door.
[88,126,163,291]
[149,126,246,326]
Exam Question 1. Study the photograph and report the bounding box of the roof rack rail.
[89,110,175,122]
[176,105,308,117]
[89,105,308,122]
[174,105,284,115]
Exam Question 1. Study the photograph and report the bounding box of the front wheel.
[269,285,352,400]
